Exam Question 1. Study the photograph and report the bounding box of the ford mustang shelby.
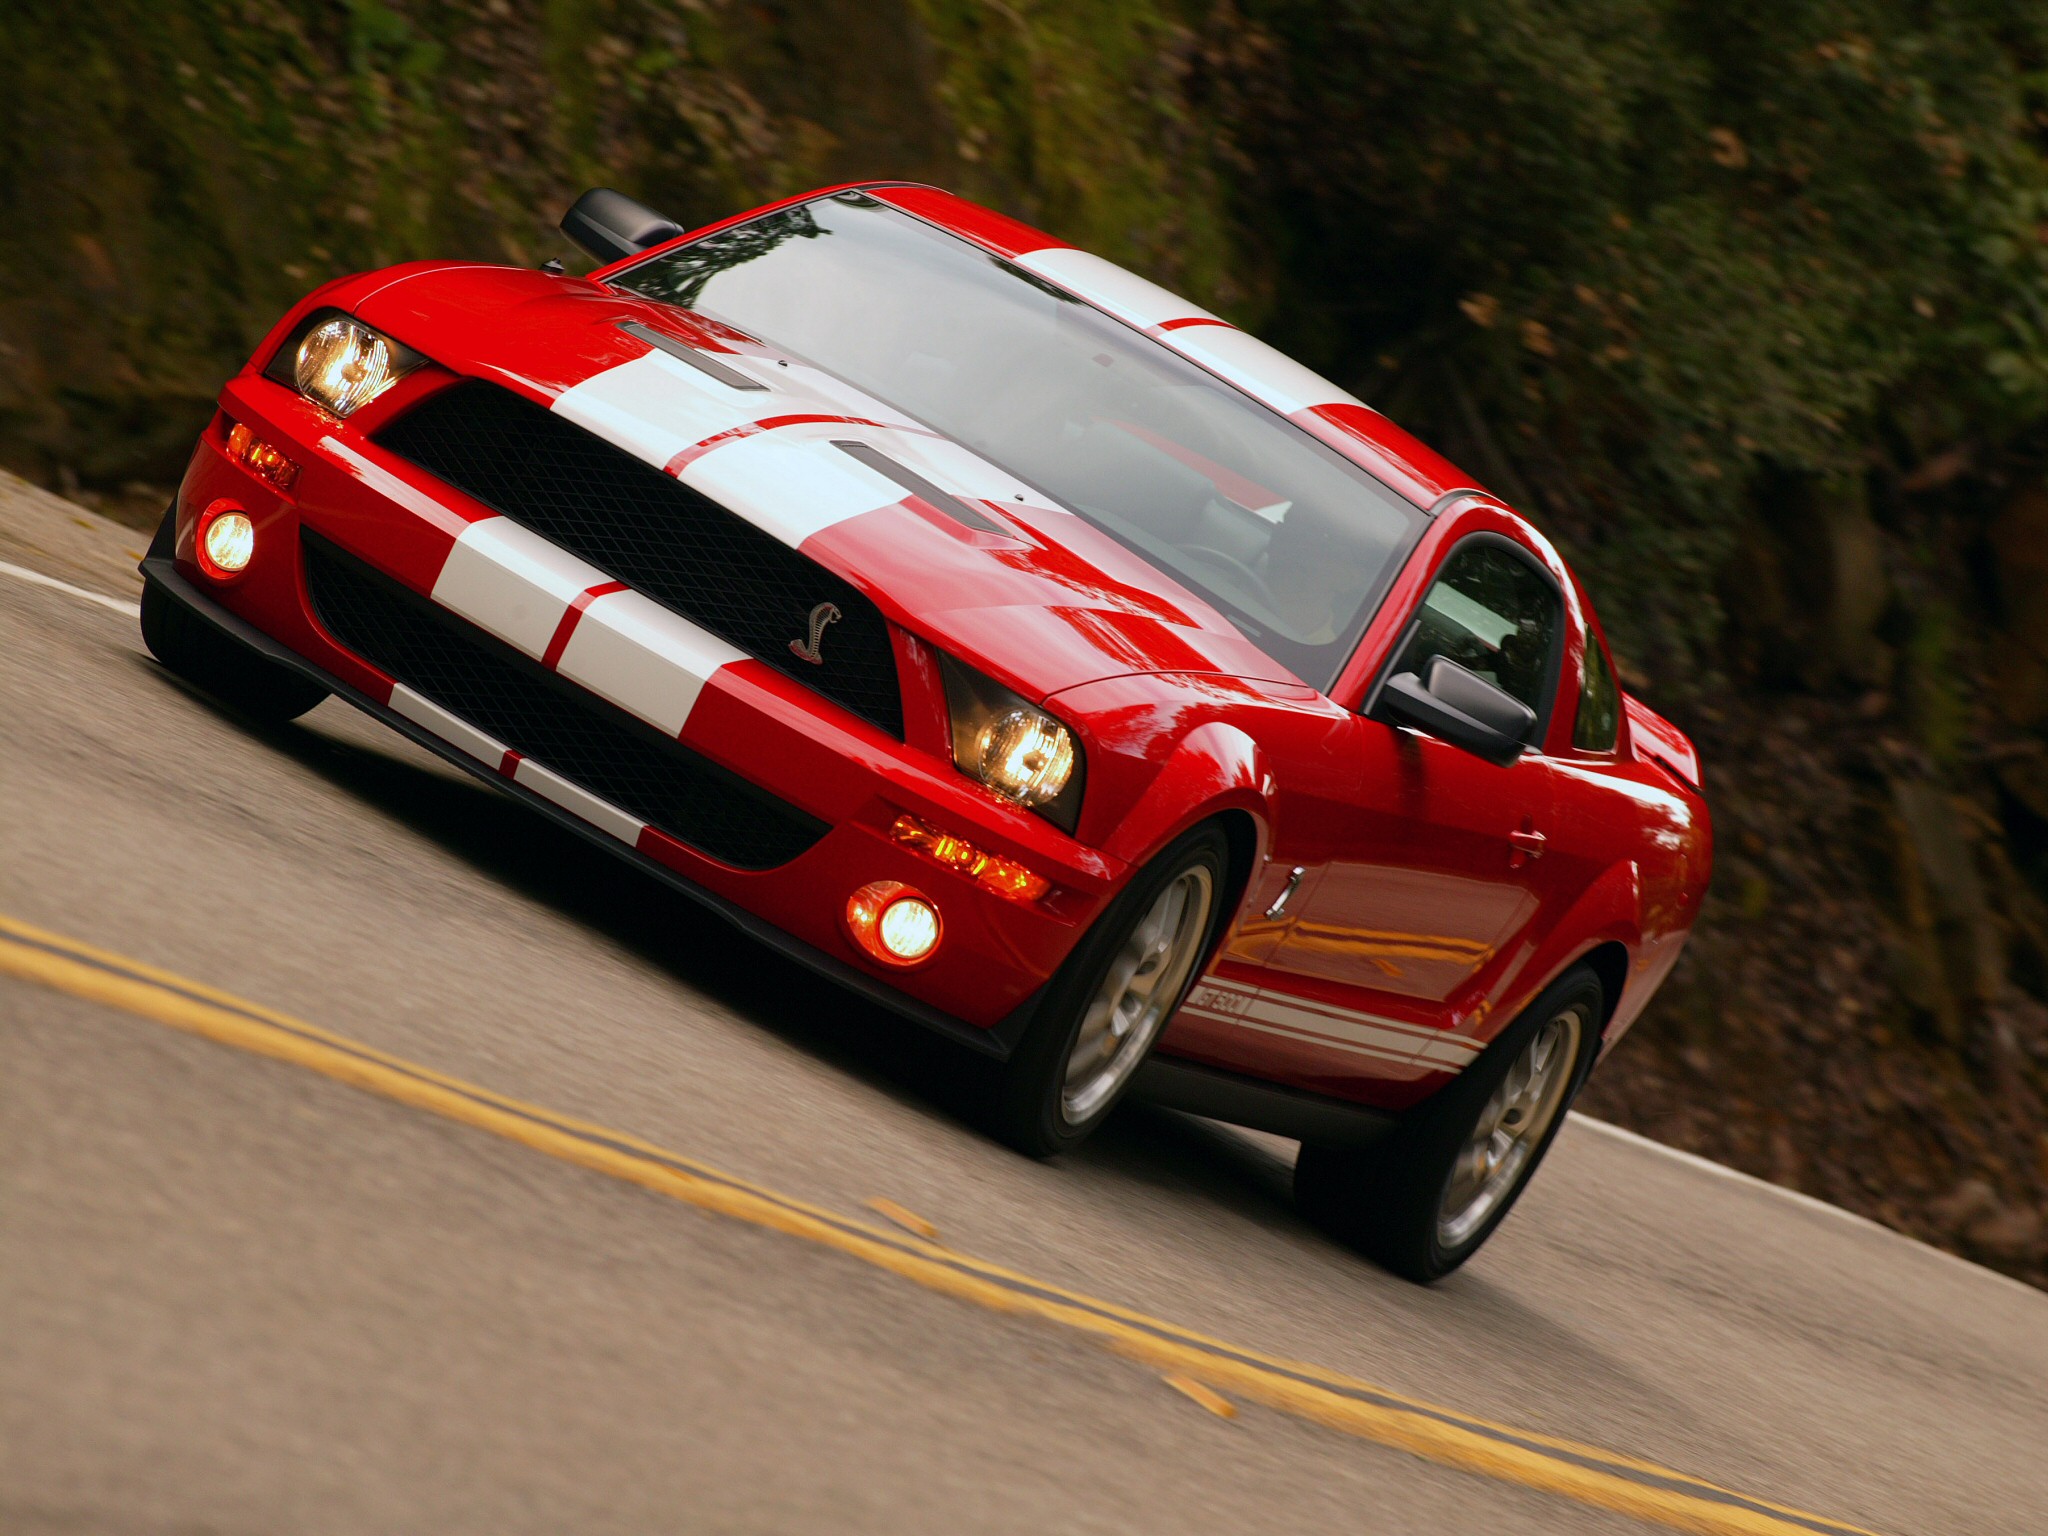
[140,183,1711,1280]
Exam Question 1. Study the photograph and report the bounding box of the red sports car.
[140,183,1711,1280]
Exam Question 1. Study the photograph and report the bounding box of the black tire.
[140,517,328,724]
[988,822,1232,1157]
[1295,965,1604,1283]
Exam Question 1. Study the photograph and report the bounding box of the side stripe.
[1184,980,1483,1073]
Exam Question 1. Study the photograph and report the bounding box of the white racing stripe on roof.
[553,350,763,470]
[387,684,510,766]
[1012,247,1226,332]
[553,588,745,738]
[431,517,603,659]
[1164,326,1366,418]
[511,756,646,846]
[1011,246,1365,419]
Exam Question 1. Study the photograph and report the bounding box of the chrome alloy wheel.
[1059,864,1216,1126]
[1435,1005,1585,1248]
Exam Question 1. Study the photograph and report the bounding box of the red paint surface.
[171,180,1711,1104]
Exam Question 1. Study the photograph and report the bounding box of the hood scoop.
[615,320,768,392]
[832,440,1010,536]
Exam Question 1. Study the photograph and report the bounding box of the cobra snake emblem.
[788,601,842,665]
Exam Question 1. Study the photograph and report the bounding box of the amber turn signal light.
[227,421,300,492]
[889,814,1051,902]
[846,881,943,966]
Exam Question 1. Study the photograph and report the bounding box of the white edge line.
[1567,1113,2046,1303]
[10,546,2034,1306]
[0,558,141,618]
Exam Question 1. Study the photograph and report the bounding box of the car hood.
[357,264,1309,703]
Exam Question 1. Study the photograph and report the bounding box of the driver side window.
[1389,541,1562,732]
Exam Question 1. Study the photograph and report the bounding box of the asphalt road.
[3,476,2045,1536]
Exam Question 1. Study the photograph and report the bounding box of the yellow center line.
[0,911,1884,1536]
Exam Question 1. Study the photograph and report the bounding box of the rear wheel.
[988,823,1229,1157]
[141,513,328,724]
[1295,966,1602,1282]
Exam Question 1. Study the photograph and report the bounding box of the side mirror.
[560,188,686,265]
[1375,655,1535,766]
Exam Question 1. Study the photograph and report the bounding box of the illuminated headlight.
[978,707,1074,806]
[265,311,425,418]
[938,654,1083,830]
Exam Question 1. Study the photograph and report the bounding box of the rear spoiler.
[1623,695,1701,790]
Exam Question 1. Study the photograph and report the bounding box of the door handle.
[1508,828,1547,859]
[1265,866,1306,919]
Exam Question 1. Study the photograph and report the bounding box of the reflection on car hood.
[357,264,1312,703]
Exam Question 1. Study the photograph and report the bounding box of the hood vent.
[833,440,1007,535]
[617,320,768,392]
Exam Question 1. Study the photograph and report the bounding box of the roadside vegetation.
[4,0,2044,1282]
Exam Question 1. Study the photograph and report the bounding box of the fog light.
[196,501,255,580]
[846,881,942,967]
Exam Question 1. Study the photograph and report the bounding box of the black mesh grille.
[302,532,828,871]
[373,380,903,737]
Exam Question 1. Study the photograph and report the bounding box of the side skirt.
[1130,1054,1400,1149]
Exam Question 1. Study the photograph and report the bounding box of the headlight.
[938,654,1083,830]
[264,311,425,417]
[977,707,1074,805]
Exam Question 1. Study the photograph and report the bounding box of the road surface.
[3,475,2043,1535]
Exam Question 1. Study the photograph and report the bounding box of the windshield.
[615,191,1423,690]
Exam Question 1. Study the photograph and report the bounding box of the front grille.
[302,532,829,872]
[374,380,903,737]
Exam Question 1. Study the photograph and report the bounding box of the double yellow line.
[0,912,1883,1536]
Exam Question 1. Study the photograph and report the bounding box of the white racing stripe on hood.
[678,430,908,547]
[554,588,745,738]
[432,517,604,658]
[552,350,762,470]
[548,334,1052,544]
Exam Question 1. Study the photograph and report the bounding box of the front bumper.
[164,372,1129,1048]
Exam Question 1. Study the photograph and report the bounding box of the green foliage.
[1220,0,2048,675]
[5,0,2048,692]
[909,0,1237,301]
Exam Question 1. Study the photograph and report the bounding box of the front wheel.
[1295,966,1602,1282]
[987,823,1230,1157]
